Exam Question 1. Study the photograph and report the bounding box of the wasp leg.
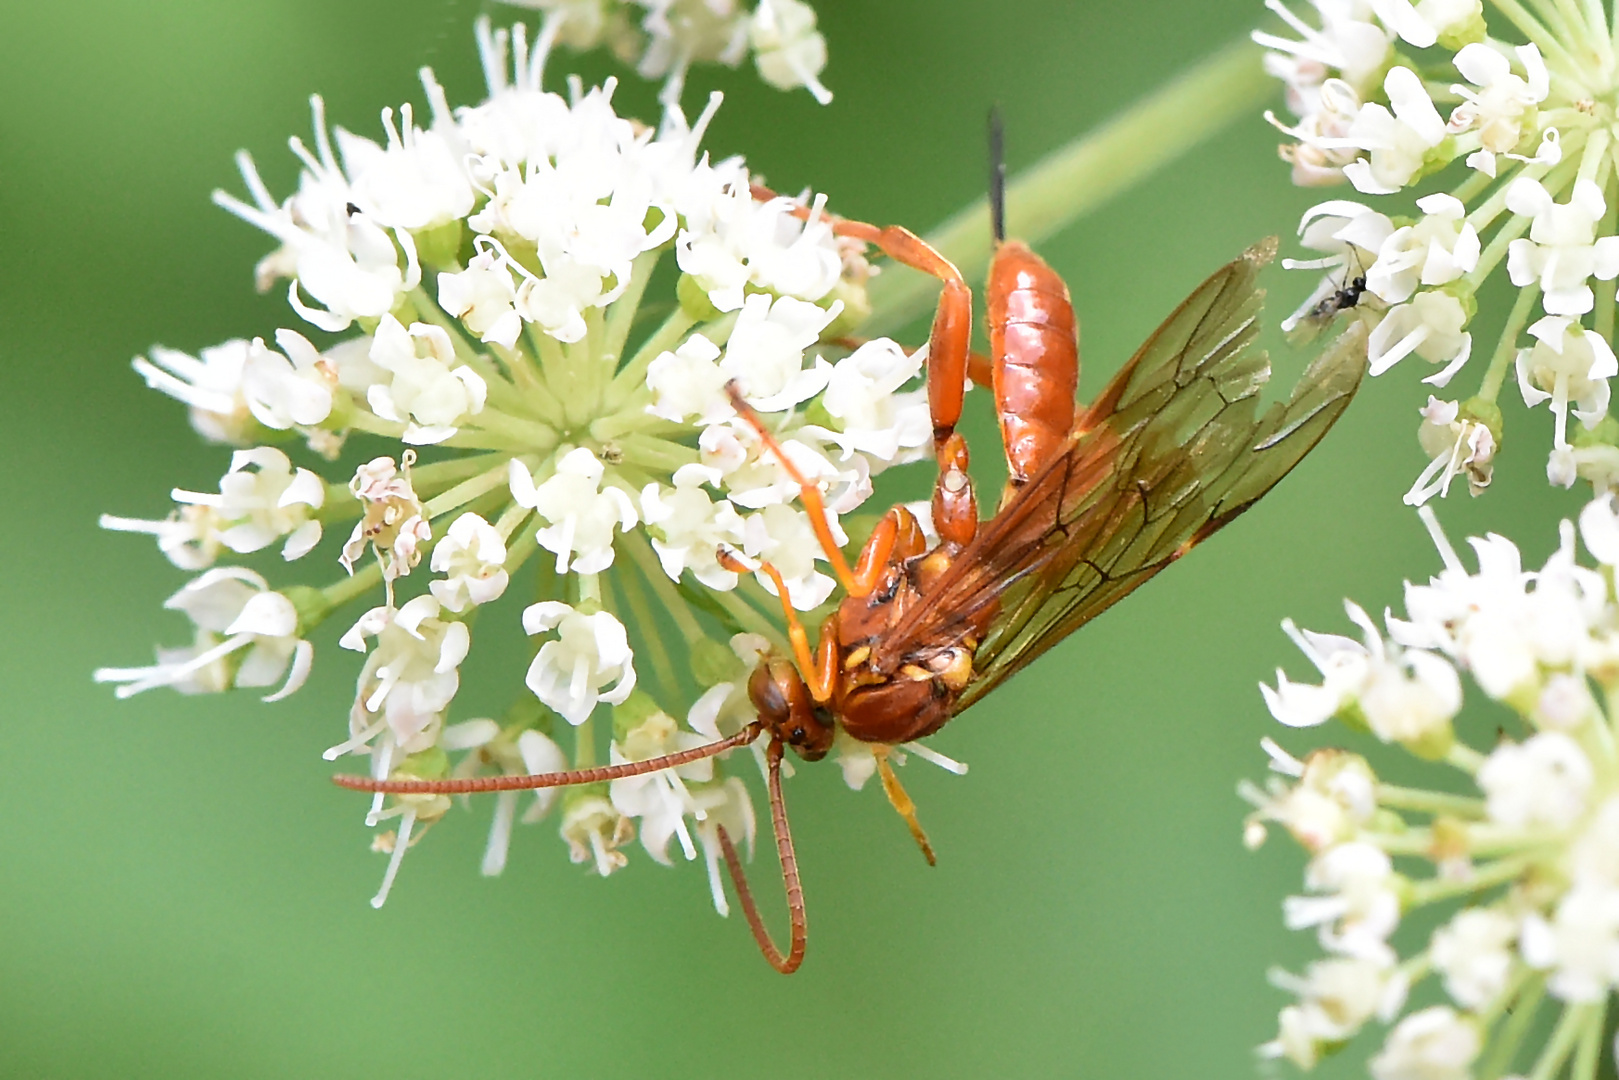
[749,185,972,460]
[717,548,839,704]
[874,745,937,866]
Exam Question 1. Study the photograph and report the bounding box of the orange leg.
[931,431,977,554]
[717,548,837,704]
[726,386,937,600]
[750,185,973,455]
[725,383,860,596]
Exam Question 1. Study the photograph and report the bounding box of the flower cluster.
[1246,500,1619,1078]
[497,0,832,105]
[1255,0,1619,504]
[97,18,932,909]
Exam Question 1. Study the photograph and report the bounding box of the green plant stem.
[1480,284,1541,403]
[1571,999,1606,1080]
[1528,1003,1593,1080]
[864,37,1273,336]
[1375,784,1488,817]
[1482,973,1545,1080]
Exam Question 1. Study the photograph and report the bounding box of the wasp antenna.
[717,738,807,974]
[331,722,763,794]
[987,105,1007,245]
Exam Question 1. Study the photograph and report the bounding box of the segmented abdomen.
[987,241,1078,484]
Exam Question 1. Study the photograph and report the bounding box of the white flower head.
[1517,314,1617,443]
[558,791,633,877]
[133,339,257,445]
[243,330,337,431]
[1343,66,1447,194]
[367,314,488,444]
[1368,1006,1480,1080]
[720,291,837,413]
[1367,289,1472,386]
[1506,178,1619,316]
[1284,841,1403,962]
[645,332,730,424]
[340,594,471,754]
[335,101,476,231]
[1243,746,1379,853]
[1253,0,1394,95]
[437,249,521,349]
[749,0,832,104]
[95,568,312,702]
[609,709,718,865]
[1430,907,1517,1008]
[510,448,638,575]
[740,502,842,610]
[1478,731,1593,829]
[1280,199,1394,330]
[641,464,747,589]
[170,446,326,561]
[523,602,636,725]
[676,174,845,311]
[429,512,510,612]
[808,337,931,467]
[1404,396,1495,506]
[212,97,422,333]
[1365,193,1480,304]
[1262,954,1408,1069]
[1448,42,1549,152]
[1520,886,1619,1002]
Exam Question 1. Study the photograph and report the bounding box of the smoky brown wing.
[876,239,1368,711]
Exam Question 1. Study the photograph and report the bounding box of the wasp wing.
[876,238,1368,711]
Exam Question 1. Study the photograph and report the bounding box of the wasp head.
[747,657,835,761]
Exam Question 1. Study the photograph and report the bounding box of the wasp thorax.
[747,657,834,761]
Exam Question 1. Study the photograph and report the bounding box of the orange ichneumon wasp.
[334,116,1368,973]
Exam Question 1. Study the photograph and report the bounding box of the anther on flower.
[1247,500,1619,1075]
[100,15,937,914]
[1256,0,1619,501]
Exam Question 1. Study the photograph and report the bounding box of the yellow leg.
[874,746,936,866]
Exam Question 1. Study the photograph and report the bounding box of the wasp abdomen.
[987,241,1079,483]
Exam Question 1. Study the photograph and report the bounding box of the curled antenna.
[988,105,1006,244]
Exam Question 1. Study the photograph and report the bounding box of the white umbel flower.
[1342,66,1447,194]
[170,446,325,561]
[1429,907,1517,1008]
[133,339,256,445]
[340,594,471,754]
[366,315,489,444]
[1477,731,1593,829]
[640,463,747,589]
[1284,841,1403,962]
[522,602,637,725]
[429,512,510,612]
[1404,396,1495,506]
[1368,1006,1480,1080]
[510,448,638,574]
[749,0,831,104]
[1506,178,1619,317]
[94,568,312,702]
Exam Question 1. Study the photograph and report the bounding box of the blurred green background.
[0,1,1587,1077]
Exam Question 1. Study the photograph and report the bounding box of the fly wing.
[875,238,1368,711]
